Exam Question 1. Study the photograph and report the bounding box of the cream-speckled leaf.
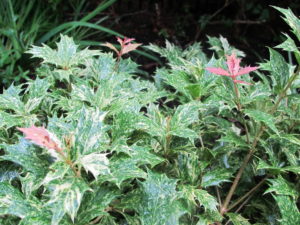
[195,189,218,211]
[27,34,100,68]
[1,139,48,177]
[0,84,24,113]
[98,156,147,187]
[219,131,248,147]
[259,48,292,93]
[19,211,53,225]
[265,176,298,198]
[77,186,120,224]
[0,182,38,218]
[244,109,279,135]
[75,107,110,155]
[79,153,110,179]
[135,172,185,225]
[274,7,300,41]
[42,162,70,186]
[46,178,90,224]
[226,213,251,225]
[202,169,232,188]
[0,111,23,128]
[274,195,300,225]
[130,145,164,168]
[276,34,300,54]
[170,102,199,139]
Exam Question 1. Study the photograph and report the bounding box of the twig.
[227,176,268,211]
[215,186,222,210]
[208,20,266,25]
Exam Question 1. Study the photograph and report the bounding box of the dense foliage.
[0,7,299,225]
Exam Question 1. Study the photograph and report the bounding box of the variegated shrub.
[0,7,299,225]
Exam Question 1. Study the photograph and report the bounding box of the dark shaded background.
[101,0,300,64]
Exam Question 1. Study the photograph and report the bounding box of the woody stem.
[233,81,241,111]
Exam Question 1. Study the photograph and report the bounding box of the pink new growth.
[18,125,61,151]
[206,54,258,85]
[103,37,141,58]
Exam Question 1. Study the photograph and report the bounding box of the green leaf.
[130,145,164,168]
[244,109,279,135]
[0,182,38,218]
[78,152,110,179]
[74,107,110,155]
[1,139,48,177]
[202,169,231,188]
[27,34,100,68]
[273,6,300,41]
[275,33,300,54]
[219,131,248,147]
[180,185,218,212]
[147,40,183,65]
[0,84,25,113]
[257,159,300,175]
[135,172,185,225]
[98,156,147,187]
[273,195,300,225]
[170,102,199,139]
[42,162,70,186]
[77,186,120,224]
[135,104,166,138]
[0,111,24,128]
[280,134,300,146]
[20,173,44,198]
[196,210,223,225]
[19,211,52,225]
[24,78,51,113]
[259,48,292,93]
[207,35,245,58]
[46,178,90,224]
[86,53,115,81]
[194,189,218,211]
[226,213,251,225]
[265,176,298,198]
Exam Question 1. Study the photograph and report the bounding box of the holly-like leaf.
[46,178,90,224]
[27,34,100,68]
[134,172,186,225]
[0,182,39,218]
[265,176,298,198]
[273,7,300,41]
[129,145,164,168]
[0,84,25,113]
[98,156,147,187]
[74,107,110,155]
[226,213,251,225]
[170,102,199,139]
[77,186,120,224]
[259,48,292,93]
[180,185,218,212]
[42,162,70,186]
[195,189,218,212]
[1,138,48,177]
[24,78,51,112]
[78,153,110,179]
[219,131,248,147]
[0,111,24,128]
[244,109,279,135]
[201,169,232,188]
[273,195,300,225]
